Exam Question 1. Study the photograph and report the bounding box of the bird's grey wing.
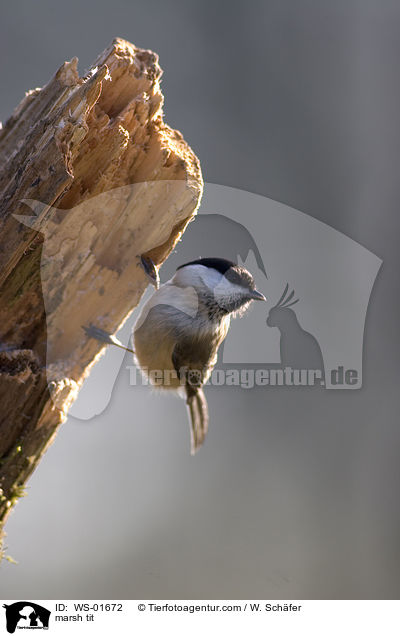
[172,342,210,455]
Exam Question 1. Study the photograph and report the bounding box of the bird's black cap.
[177,257,266,307]
[177,257,236,275]
[177,257,259,293]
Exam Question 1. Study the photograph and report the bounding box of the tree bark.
[0,38,203,547]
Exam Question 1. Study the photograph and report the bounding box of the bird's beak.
[250,289,266,301]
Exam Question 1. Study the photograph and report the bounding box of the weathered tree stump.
[0,38,203,547]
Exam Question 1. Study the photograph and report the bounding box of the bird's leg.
[82,325,135,354]
[140,254,160,289]
[83,253,158,352]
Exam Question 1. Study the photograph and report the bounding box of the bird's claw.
[140,255,160,289]
[82,324,117,345]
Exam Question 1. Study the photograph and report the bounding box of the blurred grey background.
[1,0,399,599]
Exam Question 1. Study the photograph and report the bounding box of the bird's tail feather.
[186,388,209,455]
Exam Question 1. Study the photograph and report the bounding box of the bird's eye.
[225,269,240,285]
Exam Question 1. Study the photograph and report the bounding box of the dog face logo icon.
[2,602,50,633]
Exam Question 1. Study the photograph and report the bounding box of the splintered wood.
[0,38,203,533]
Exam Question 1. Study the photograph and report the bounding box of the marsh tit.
[84,256,266,454]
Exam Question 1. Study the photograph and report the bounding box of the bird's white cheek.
[214,280,250,313]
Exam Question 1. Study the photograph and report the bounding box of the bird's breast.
[133,296,230,390]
